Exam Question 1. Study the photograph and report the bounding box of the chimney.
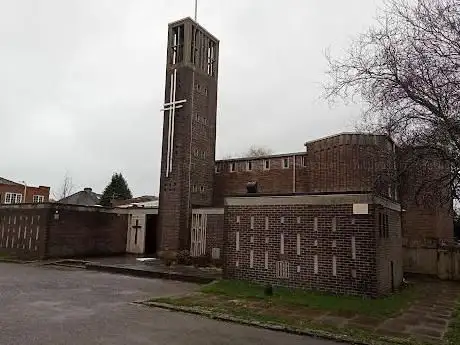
[84,188,92,193]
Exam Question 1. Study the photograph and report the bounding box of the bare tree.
[326,0,460,204]
[53,173,75,200]
[245,145,273,158]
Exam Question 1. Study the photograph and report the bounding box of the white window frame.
[302,156,307,167]
[263,159,270,170]
[283,158,290,169]
[229,162,236,173]
[33,195,45,203]
[5,193,22,204]
[246,161,253,171]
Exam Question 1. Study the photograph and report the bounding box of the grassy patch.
[200,280,417,318]
[151,280,425,345]
[446,300,460,344]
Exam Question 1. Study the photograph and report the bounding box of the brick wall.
[0,204,128,260]
[223,194,402,297]
[0,183,50,204]
[46,205,128,258]
[214,133,397,206]
[0,207,48,259]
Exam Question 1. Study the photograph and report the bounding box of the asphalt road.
[0,263,339,345]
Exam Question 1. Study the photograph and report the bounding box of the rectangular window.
[280,233,284,254]
[236,215,240,223]
[264,251,269,269]
[246,161,253,171]
[332,217,337,232]
[250,250,254,268]
[265,216,269,230]
[5,193,22,204]
[379,213,390,238]
[236,231,240,251]
[200,186,205,193]
[33,195,44,203]
[314,255,318,274]
[283,158,289,169]
[263,159,270,170]
[250,216,254,229]
[192,185,198,193]
[302,156,307,167]
[332,256,337,277]
[297,233,301,255]
[313,217,318,232]
[280,216,285,224]
[215,164,220,173]
[229,162,236,172]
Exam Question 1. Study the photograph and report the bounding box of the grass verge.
[150,280,427,345]
[445,298,460,345]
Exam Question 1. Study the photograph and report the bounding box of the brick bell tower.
[157,17,219,252]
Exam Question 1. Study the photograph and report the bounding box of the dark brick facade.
[223,194,403,297]
[214,133,397,206]
[158,17,219,252]
[0,204,128,260]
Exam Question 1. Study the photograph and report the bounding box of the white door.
[126,213,145,254]
[190,210,207,257]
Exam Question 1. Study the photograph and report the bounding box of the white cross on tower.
[161,30,187,178]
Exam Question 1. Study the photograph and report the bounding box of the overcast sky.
[1,0,383,197]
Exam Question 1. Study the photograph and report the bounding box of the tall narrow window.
[314,255,318,274]
[280,233,285,254]
[250,216,255,230]
[236,231,240,251]
[229,162,236,172]
[250,250,254,268]
[332,217,337,232]
[246,161,253,171]
[314,217,318,232]
[265,217,269,230]
[332,256,337,277]
[297,234,301,256]
[264,159,270,170]
[283,158,290,169]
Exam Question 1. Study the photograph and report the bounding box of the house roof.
[0,177,21,186]
[58,189,101,207]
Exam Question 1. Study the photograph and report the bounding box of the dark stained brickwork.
[158,18,219,252]
[223,194,403,297]
[0,204,128,260]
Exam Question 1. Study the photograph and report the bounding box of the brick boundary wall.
[0,204,128,260]
[223,193,402,297]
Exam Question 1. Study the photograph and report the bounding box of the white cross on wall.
[161,31,187,178]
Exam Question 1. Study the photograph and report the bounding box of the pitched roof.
[0,177,20,186]
[58,189,101,206]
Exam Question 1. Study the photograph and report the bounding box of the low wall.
[403,241,460,280]
[0,207,48,260]
[0,204,128,260]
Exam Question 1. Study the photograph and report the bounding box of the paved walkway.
[309,278,460,344]
[48,255,222,283]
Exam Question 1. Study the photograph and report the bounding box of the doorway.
[144,214,158,255]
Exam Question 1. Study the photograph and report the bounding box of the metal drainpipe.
[293,155,296,194]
